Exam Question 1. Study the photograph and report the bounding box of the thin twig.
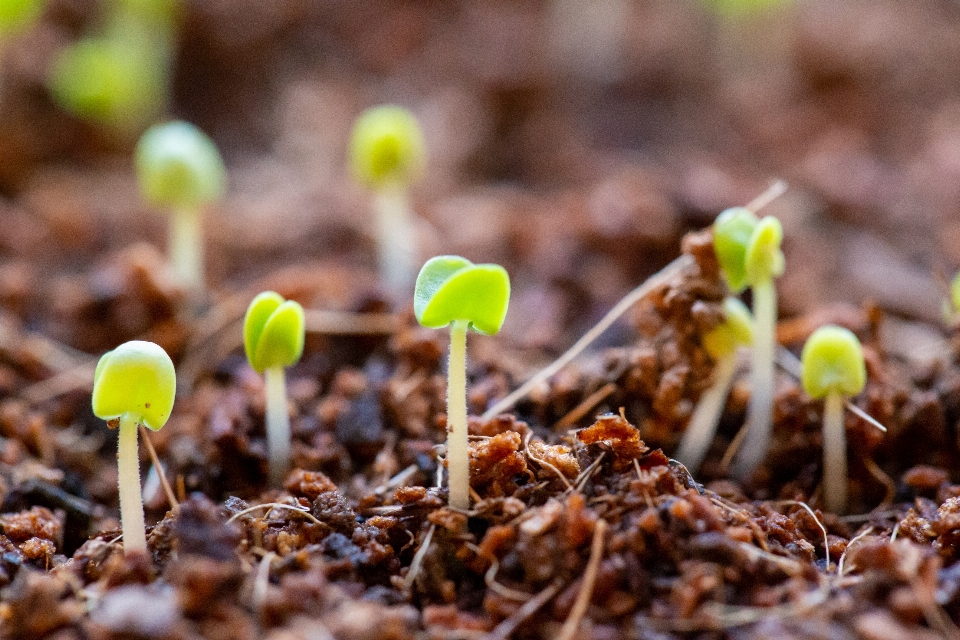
[485,580,563,640]
[481,255,695,420]
[745,179,788,214]
[553,382,617,430]
[464,542,533,602]
[139,425,179,514]
[523,432,574,491]
[557,519,607,640]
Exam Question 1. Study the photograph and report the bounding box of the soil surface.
[2,1,960,639]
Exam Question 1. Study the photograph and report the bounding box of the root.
[557,519,607,640]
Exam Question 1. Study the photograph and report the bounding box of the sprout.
[92,340,175,556]
[349,105,426,297]
[714,209,785,479]
[243,291,305,486]
[800,325,866,514]
[135,121,226,294]
[676,297,753,473]
[414,256,510,510]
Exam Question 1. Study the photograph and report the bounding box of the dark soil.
[2,1,960,639]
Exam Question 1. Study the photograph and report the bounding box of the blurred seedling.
[349,104,426,299]
[244,291,305,487]
[676,297,752,473]
[48,0,176,133]
[136,120,226,295]
[414,256,510,510]
[0,0,45,38]
[800,325,866,514]
[714,206,785,479]
[91,340,175,556]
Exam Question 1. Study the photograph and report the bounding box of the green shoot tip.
[244,292,306,373]
[800,325,866,399]
[414,255,510,335]
[92,340,176,431]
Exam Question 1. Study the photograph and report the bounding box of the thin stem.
[447,319,470,510]
[675,353,739,473]
[733,277,777,479]
[169,206,204,292]
[822,391,848,514]
[374,186,417,299]
[117,413,146,556]
[265,365,291,487]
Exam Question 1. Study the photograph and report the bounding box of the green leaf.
[349,105,426,190]
[713,207,759,293]
[244,292,305,373]
[744,216,785,285]
[800,325,866,399]
[702,297,753,358]
[135,120,226,209]
[92,340,176,431]
[414,255,510,335]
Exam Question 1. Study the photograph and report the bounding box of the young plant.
[349,104,426,297]
[676,297,753,473]
[414,256,510,510]
[91,340,176,556]
[800,325,866,514]
[714,207,785,479]
[244,291,305,486]
[135,120,226,294]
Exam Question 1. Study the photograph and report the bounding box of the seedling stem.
[676,354,738,472]
[822,391,846,514]
[446,319,470,510]
[170,207,203,292]
[265,365,291,487]
[117,412,146,555]
[375,186,417,296]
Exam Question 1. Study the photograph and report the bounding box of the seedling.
[91,340,175,556]
[714,208,785,479]
[414,256,510,510]
[244,291,305,486]
[800,325,866,514]
[349,104,426,297]
[135,120,226,293]
[676,297,752,473]
[0,0,44,37]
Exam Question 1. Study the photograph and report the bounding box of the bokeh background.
[1,0,959,356]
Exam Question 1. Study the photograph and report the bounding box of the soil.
[2,1,960,639]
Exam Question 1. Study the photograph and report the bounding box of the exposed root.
[837,526,874,577]
[464,542,532,602]
[402,524,435,593]
[777,500,831,571]
[523,432,574,491]
[251,551,276,614]
[227,502,324,526]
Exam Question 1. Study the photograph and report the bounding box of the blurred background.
[1,0,959,356]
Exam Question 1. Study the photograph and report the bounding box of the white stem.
[675,353,739,473]
[733,277,777,479]
[169,207,204,292]
[447,320,470,510]
[117,413,147,556]
[374,187,417,299]
[822,392,848,514]
[265,365,291,487]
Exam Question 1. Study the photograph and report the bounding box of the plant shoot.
[800,325,866,514]
[676,297,752,473]
[414,255,510,510]
[92,340,175,556]
[715,208,785,479]
[349,104,426,297]
[244,291,305,486]
[136,120,226,293]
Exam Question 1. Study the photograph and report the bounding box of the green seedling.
[92,340,175,556]
[349,104,426,298]
[676,297,753,473]
[414,256,510,510]
[714,208,785,479]
[800,325,866,514]
[136,120,226,293]
[244,291,305,486]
